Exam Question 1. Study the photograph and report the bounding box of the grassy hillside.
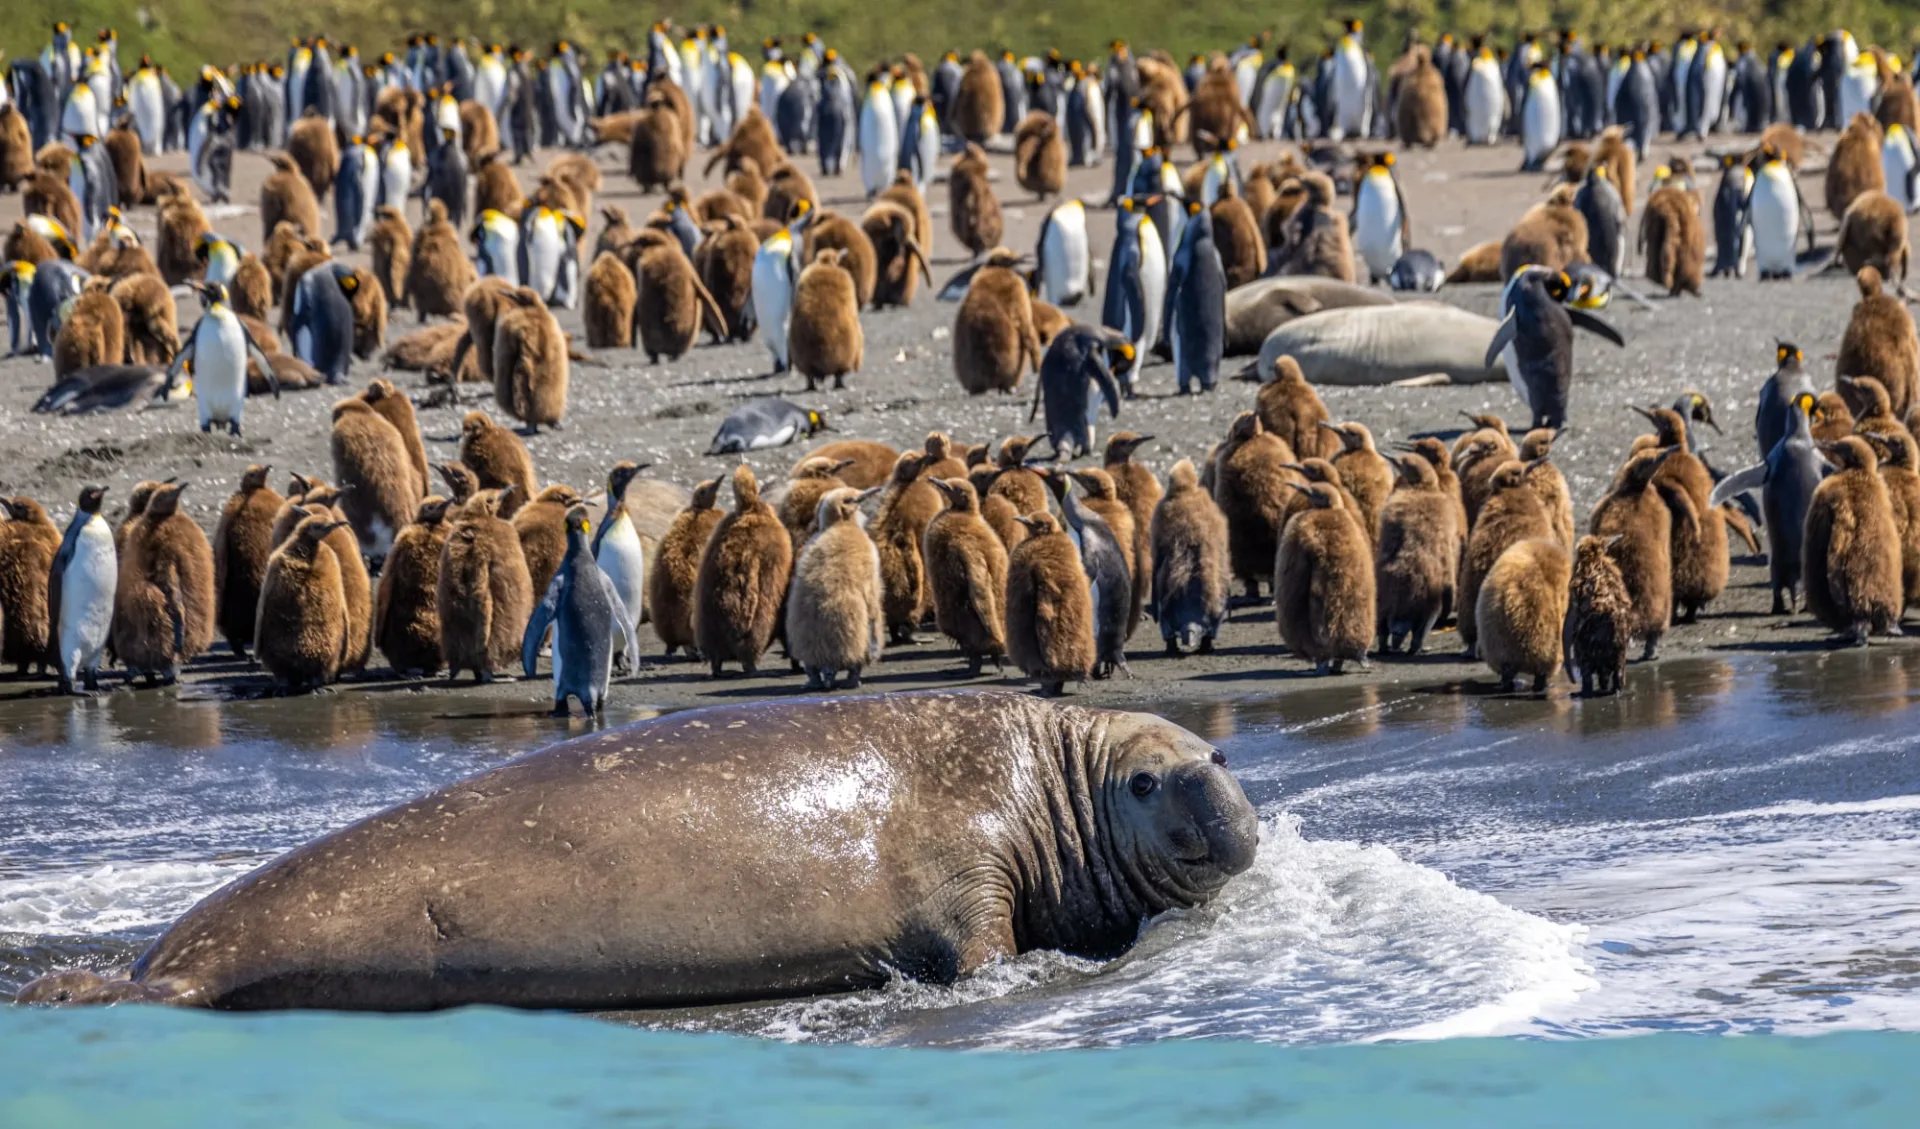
[5,1,1917,91]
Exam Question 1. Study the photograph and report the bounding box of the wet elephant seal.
[19,692,1258,1011]
[1255,302,1508,386]
[1224,276,1395,355]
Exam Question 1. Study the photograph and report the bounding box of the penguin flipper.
[239,325,280,397]
[609,587,639,666]
[522,576,563,678]
[936,261,984,301]
[1567,307,1625,347]
[1090,354,1122,420]
[1707,461,1768,509]
[1483,311,1517,370]
[163,336,197,393]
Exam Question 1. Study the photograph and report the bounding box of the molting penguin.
[1032,326,1131,458]
[168,280,278,435]
[524,505,635,716]
[47,485,116,693]
[707,397,829,454]
[1486,267,1625,429]
[784,487,885,690]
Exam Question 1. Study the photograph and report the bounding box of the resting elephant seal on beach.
[19,692,1259,1011]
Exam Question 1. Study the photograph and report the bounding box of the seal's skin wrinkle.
[47,692,1258,1012]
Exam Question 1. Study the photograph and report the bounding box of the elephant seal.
[1254,302,1509,386]
[1224,276,1395,355]
[18,692,1258,1011]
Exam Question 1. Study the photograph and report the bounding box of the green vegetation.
[5,1,1917,87]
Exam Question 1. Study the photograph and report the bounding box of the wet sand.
[0,129,1900,712]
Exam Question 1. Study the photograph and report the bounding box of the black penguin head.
[1793,391,1819,422]
[805,409,831,435]
[1776,341,1803,367]
[565,504,592,538]
[77,485,107,514]
[1543,270,1574,302]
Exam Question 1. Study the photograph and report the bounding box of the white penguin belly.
[382,157,411,211]
[1523,85,1562,166]
[1465,67,1503,143]
[528,221,564,302]
[1353,178,1403,280]
[1041,204,1089,306]
[1883,140,1915,211]
[1137,231,1167,358]
[752,243,794,367]
[595,522,645,653]
[1749,173,1800,273]
[197,315,250,425]
[1332,47,1368,138]
[59,519,117,678]
[130,78,164,154]
[858,95,898,197]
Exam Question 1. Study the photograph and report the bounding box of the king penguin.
[1041,469,1131,679]
[591,461,649,673]
[1576,159,1629,277]
[472,208,522,285]
[1710,390,1827,613]
[1099,196,1166,394]
[752,199,810,373]
[127,59,165,154]
[1754,341,1816,459]
[1034,198,1091,307]
[520,206,584,309]
[1329,19,1374,141]
[377,134,413,212]
[858,71,898,199]
[168,280,279,434]
[1520,65,1562,172]
[1032,326,1130,457]
[1351,151,1408,283]
[1166,201,1226,394]
[47,484,116,694]
[1485,267,1626,428]
[900,95,940,193]
[1464,40,1505,144]
[287,260,358,383]
[1882,123,1918,212]
[333,136,378,250]
[523,503,636,717]
[1743,141,1809,280]
[1709,153,1753,278]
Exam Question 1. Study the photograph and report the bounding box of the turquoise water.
[2,1006,1914,1127]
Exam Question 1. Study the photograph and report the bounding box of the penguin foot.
[1197,636,1215,655]
[1164,639,1182,658]
[550,702,571,718]
[842,671,861,689]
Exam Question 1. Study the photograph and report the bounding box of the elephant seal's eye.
[1130,772,1159,798]
[1211,749,1227,767]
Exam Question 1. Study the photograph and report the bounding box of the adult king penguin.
[1100,196,1166,394]
[167,281,279,435]
[523,504,636,718]
[1520,65,1562,172]
[1352,151,1408,283]
[1034,198,1091,307]
[1463,39,1504,145]
[1166,201,1226,395]
[1485,267,1625,428]
[858,70,898,199]
[47,484,116,695]
[1710,390,1827,614]
[334,136,379,251]
[520,206,585,309]
[752,200,811,373]
[1329,19,1375,141]
[1744,141,1812,280]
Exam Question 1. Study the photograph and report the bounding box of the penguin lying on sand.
[706,397,830,454]
[34,364,190,414]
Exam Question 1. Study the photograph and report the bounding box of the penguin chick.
[789,248,864,391]
[1638,184,1705,296]
[1476,538,1572,692]
[1813,391,1856,443]
[492,288,570,431]
[458,410,537,517]
[694,465,792,676]
[1499,192,1589,279]
[1804,436,1903,645]
[1004,511,1094,696]
[454,276,517,386]
[784,487,885,690]
[923,477,1010,674]
[405,198,476,322]
[1151,458,1230,655]
[647,479,723,658]
[436,488,534,682]
[698,214,760,341]
[791,441,898,491]
[212,464,283,658]
[260,153,321,251]
[953,248,1041,394]
[1257,354,1338,460]
[1215,410,1298,599]
[1013,111,1065,199]
[330,397,419,567]
[255,514,352,692]
[1460,461,1555,656]
[1864,429,1920,610]
[1835,191,1910,284]
[800,211,878,309]
[369,205,412,309]
[0,496,61,673]
[1275,481,1375,674]
[109,273,179,364]
[1325,421,1394,545]
[948,143,1003,258]
[52,284,125,377]
[522,504,635,716]
[359,379,428,499]
[1374,454,1459,655]
[1836,266,1919,422]
[374,496,452,676]
[1105,431,1162,631]
[1563,534,1633,696]
[633,229,724,363]
[869,452,937,644]
[112,482,214,684]
[1589,447,1685,661]
[863,199,932,307]
[1826,112,1886,223]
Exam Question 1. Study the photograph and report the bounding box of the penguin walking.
[167,281,279,435]
[1166,201,1226,395]
[1351,151,1408,283]
[1034,198,1091,308]
[1520,65,1562,171]
[287,261,359,383]
[1709,154,1753,279]
[1712,391,1828,614]
[751,201,808,373]
[1031,326,1131,458]
[706,397,830,454]
[857,73,898,199]
[1744,141,1812,280]
[1485,268,1626,428]
[524,505,635,717]
[1099,198,1166,391]
[46,485,116,694]
[591,462,648,674]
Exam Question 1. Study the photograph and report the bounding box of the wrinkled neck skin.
[1002,711,1215,960]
